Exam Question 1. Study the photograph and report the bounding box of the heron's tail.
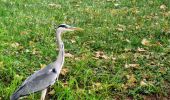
[10,92,20,100]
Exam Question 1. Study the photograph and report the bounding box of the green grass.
[0,0,170,99]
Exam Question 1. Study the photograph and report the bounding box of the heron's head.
[56,24,83,33]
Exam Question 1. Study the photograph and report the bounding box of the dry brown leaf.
[160,4,167,10]
[124,48,131,52]
[125,39,131,43]
[140,79,147,86]
[48,3,61,8]
[11,42,20,48]
[159,67,167,74]
[92,82,103,90]
[95,51,109,59]
[48,89,55,95]
[71,39,76,43]
[137,47,146,52]
[116,24,126,32]
[20,31,28,35]
[155,42,162,46]
[65,53,74,58]
[29,41,35,46]
[125,63,140,69]
[61,68,69,76]
[63,82,68,87]
[94,82,102,88]
[111,57,116,60]
[141,38,150,46]
[164,11,170,17]
[32,48,39,55]
[126,74,137,87]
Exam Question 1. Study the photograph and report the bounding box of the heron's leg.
[41,88,47,100]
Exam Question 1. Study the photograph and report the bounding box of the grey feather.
[11,63,59,99]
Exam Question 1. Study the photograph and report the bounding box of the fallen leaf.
[116,24,126,32]
[48,89,55,95]
[124,48,131,52]
[125,63,140,69]
[48,3,61,8]
[29,41,35,46]
[159,67,167,74]
[20,31,28,35]
[164,11,170,17]
[94,82,102,88]
[65,53,74,58]
[111,57,116,60]
[61,68,69,76]
[155,42,162,46]
[126,74,137,87]
[25,49,30,53]
[160,4,167,10]
[32,48,39,55]
[114,3,119,7]
[137,47,146,52]
[141,38,150,46]
[92,82,103,90]
[95,51,109,59]
[125,39,131,43]
[71,39,76,43]
[63,82,68,87]
[40,64,46,69]
[11,42,20,48]
[140,79,147,86]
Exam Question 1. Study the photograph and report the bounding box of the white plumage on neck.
[54,29,65,77]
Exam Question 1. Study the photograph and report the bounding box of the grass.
[0,0,170,99]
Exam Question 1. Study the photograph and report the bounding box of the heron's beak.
[69,27,84,31]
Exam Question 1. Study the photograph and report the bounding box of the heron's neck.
[55,30,65,66]
[56,30,63,48]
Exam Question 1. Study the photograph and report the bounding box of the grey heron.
[10,24,83,100]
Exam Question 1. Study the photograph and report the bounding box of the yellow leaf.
[48,89,55,95]
[125,63,140,69]
[40,64,46,69]
[71,39,76,43]
[20,31,28,35]
[126,74,137,83]
[65,53,74,58]
[61,68,69,76]
[94,82,102,88]
[48,3,61,8]
[11,42,19,48]
[116,24,126,32]
[29,41,35,46]
[0,61,4,69]
[141,38,150,46]
[140,80,147,86]
[137,47,146,52]
[160,4,167,10]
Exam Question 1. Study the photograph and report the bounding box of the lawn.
[0,0,170,99]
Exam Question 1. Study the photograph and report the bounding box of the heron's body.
[10,24,81,100]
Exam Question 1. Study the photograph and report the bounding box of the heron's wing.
[22,63,54,85]
[13,63,58,97]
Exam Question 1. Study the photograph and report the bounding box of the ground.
[0,0,170,100]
